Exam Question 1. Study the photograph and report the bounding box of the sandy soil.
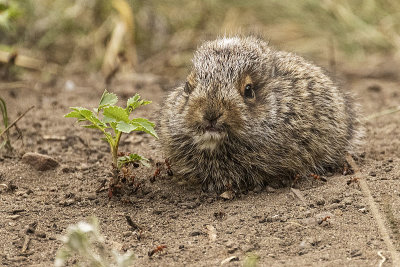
[0,61,399,266]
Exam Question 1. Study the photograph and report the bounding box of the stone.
[22,152,59,171]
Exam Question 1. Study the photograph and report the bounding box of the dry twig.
[0,106,34,138]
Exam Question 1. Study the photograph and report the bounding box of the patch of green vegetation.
[2,0,400,70]
[243,253,260,267]
[0,0,22,30]
[65,89,157,169]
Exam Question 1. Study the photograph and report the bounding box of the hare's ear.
[184,72,196,94]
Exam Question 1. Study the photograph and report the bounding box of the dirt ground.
[0,57,400,267]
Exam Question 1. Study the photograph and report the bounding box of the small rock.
[225,240,236,248]
[15,191,25,196]
[22,152,59,171]
[266,215,280,223]
[63,198,75,206]
[61,166,76,173]
[316,199,325,206]
[8,215,21,220]
[87,193,97,200]
[333,209,343,216]
[220,191,234,200]
[384,166,393,173]
[48,186,57,192]
[343,197,353,205]
[350,249,362,257]
[299,239,310,249]
[189,231,202,237]
[252,185,263,193]
[122,231,132,237]
[179,245,184,249]
[266,186,276,193]
[228,247,239,254]
[178,202,198,209]
[258,218,267,223]
[358,208,368,214]
[214,211,226,220]
[369,171,376,177]
[35,231,46,238]
[331,198,341,203]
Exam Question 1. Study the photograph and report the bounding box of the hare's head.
[180,37,275,150]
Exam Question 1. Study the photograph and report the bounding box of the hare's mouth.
[204,125,222,133]
[193,130,226,150]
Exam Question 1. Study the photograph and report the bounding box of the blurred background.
[1,0,400,81]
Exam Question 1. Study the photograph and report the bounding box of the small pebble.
[35,231,46,238]
[122,231,132,237]
[189,231,202,236]
[316,199,325,206]
[8,215,21,220]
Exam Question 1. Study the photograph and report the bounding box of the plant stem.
[111,131,122,169]
[111,144,118,168]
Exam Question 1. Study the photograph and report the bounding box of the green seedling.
[65,89,157,170]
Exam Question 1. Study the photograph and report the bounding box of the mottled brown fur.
[158,36,362,193]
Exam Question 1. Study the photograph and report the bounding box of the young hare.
[159,36,362,193]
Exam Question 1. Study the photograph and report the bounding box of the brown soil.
[0,61,399,266]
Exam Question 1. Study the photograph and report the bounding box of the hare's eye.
[184,81,193,95]
[244,84,255,98]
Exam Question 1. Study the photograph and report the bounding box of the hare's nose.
[203,112,223,127]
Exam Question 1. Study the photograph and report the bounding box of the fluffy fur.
[158,36,362,193]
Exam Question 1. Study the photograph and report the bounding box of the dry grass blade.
[346,155,400,267]
[0,98,11,151]
[102,0,137,78]
[378,251,386,267]
[364,106,400,121]
[0,106,35,138]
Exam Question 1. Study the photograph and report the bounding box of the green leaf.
[126,94,151,113]
[130,118,158,138]
[103,106,129,123]
[65,107,106,130]
[118,153,149,168]
[64,110,85,119]
[102,115,116,124]
[116,121,137,133]
[98,89,118,111]
[126,94,140,107]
